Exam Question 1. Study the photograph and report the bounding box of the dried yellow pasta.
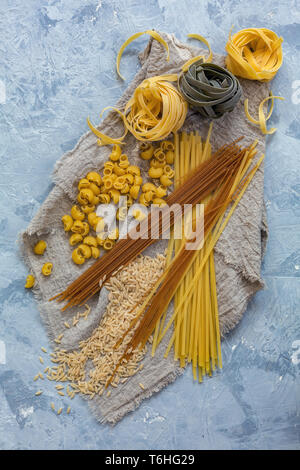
[116,31,169,80]
[226,27,283,81]
[244,92,284,135]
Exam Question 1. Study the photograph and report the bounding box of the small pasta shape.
[120,183,130,194]
[108,228,119,240]
[142,182,157,193]
[129,185,140,199]
[86,171,102,187]
[34,240,47,255]
[160,174,173,187]
[119,154,129,169]
[134,175,143,186]
[42,262,53,276]
[81,204,95,214]
[132,208,147,221]
[102,178,113,191]
[83,236,97,247]
[163,165,175,178]
[69,234,83,246]
[104,161,114,170]
[77,244,92,259]
[161,140,174,151]
[81,222,90,237]
[71,220,84,234]
[71,205,85,221]
[153,197,167,207]
[124,173,134,184]
[72,247,85,265]
[113,165,126,176]
[155,185,167,198]
[103,167,113,177]
[103,239,115,251]
[113,176,126,190]
[95,218,106,233]
[62,215,73,232]
[91,246,100,259]
[127,165,141,176]
[89,182,101,196]
[144,190,155,202]
[150,159,165,169]
[149,167,163,179]
[165,150,175,164]
[78,178,90,190]
[154,149,166,163]
[110,144,122,161]
[108,189,121,204]
[92,195,100,205]
[139,193,150,206]
[77,188,94,205]
[96,233,107,246]
[25,274,35,288]
[140,143,154,160]
[117,206,128,221]
[87,212,98,226]
[126,195,133,207]
[99,193,111,204]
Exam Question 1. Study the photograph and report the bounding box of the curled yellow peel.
[244,92,284,135]
[116,30,170,80]
[182,34,213,72]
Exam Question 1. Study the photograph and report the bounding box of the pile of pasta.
[60,140,176,266]
[47,26,283,386]
[152,128,222,379]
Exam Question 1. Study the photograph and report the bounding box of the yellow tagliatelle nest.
[225,27,283,81]
[124,75,188,142]
[88,75,188,144]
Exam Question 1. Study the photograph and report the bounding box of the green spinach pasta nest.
[179,60,242,118]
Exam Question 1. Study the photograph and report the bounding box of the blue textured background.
[0,0,299,450]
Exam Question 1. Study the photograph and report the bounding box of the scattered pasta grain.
[46,255,165,398]
[35,390,43,396]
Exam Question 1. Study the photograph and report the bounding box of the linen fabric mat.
[20,32,268,424]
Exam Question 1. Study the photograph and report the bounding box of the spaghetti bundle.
[107,137,264,386]
[51,139,249,310]
[179,61,242,118]
[225,28,283,81]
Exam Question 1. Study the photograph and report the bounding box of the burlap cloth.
[19,32,268,425]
